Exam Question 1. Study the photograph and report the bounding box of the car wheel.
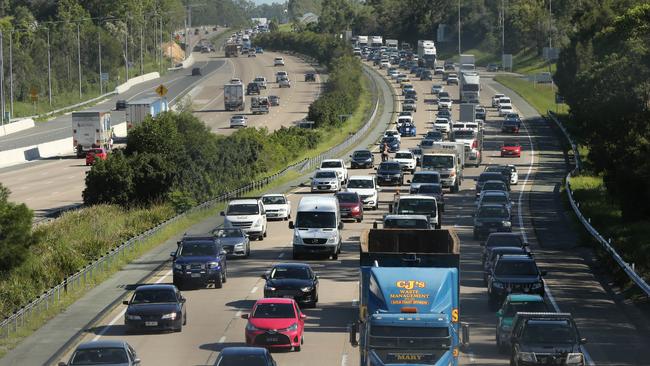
[246,244,251,258]
[295,344,301,352]
[263,229,267,238]
[222,267,227,283]
[215,273,223,289]
[356,217,363,223]
[183,312,187,325]
[332,253,338,260]
[258,235,264,241]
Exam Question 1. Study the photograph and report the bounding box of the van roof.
[348,175,374,181]
[297,196,338,211]
[228,199,258,205]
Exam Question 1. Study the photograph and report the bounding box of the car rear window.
[253,303,295,318]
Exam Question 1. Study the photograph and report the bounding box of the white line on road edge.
[91,270,172,341]
[218,336,226,344]
[235,310,242,318]
[341,353,348,366]
[486,81,595,366]
[250,286,258,294]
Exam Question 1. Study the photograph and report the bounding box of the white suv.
[221,199,267,240]
[319,159,348,184]
[393,150,417,174]
[346,176,379,210]
[261,194,291,220]
[274,57,285,66]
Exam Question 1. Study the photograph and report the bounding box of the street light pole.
[125,20,129,81]
[77,23,82,98]
[140,19,144,76]
[9,30,14,118]
[1,30,5,124]
[47,29,52,106]
[99,27,103,94]
[458,0,461,55]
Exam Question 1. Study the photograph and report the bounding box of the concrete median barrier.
[0,118,35,137]
[0,137,74,169]
[115,72,161,94]
[112,122,127,138]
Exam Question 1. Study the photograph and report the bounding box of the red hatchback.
[335,191,363,222]
[242,298,306,351]
[85,148,108,166]
[500,142,521,158]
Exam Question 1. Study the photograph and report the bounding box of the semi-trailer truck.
[370,35,383,48]
[385,39,399,50]
[225,43,239,57]
[357,35,369,48]
[71,110,112,158]
[350,228,469,366]
[224,83,245,111]
[125,97,169,130]
[417,40,437,68]
[459,71,480,102]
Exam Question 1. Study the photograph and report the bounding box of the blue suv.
[171,235,228,290]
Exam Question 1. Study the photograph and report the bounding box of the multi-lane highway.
[0,40,322,219]
[43,57,650,366]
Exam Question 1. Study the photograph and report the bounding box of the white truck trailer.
[460,54,476,71]
[72,110,112,158]
[385,39,399,50]
[357,35,369,48]
[370,36,383,48]
[224,83,245,111]
[126,97,169,130]
[421,142,465,192]
[459,71,480,102]
[417,40,437,68]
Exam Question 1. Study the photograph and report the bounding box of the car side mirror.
[220,211,225,216]
[540,270,548,276]
[180,297,187,303]
[176,241,182,246]
[373,167,377,170]
[300,313,307,319]
[288,221,294,229]
[523,242,530,247]
[407,179,411,183]
[241,314,249,319]
[170,251,177,258]
[580,337,587,344]
[261,273,268,279]
[474,178,478,181]
[496,309,503,317]
[133,359,141,365]
[220,250,228,255]
[122,300,129,305]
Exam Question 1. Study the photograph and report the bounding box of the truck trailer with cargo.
[71,110,112,158]
[125,97,169,130]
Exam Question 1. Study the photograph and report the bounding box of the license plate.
[191,273,201,278]
[283,295,294,298]
[145,321,158,327]
[266,337,279,342]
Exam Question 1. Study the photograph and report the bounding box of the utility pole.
[9,30,14,118]
[548,0,553,49]
[125,20,129,81]
[140,19,144,76]
[501,0,505,58]
[159,17,163,74]
[47,29,52,106]
[458,0,461,55]
[184,18,188,60]
[1,30,5,125]
[99,28,103,94]
[77,23,82,98]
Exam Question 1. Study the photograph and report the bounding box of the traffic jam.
[59,36,588,366]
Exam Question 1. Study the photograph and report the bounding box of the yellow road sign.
[155,84,168,97]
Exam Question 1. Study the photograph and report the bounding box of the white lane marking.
[341,354,348,366]
[92,270,172,341]
[278,252,285,258]
[218,336,226,344]
[250,286,258,294]
[235,310,242,318]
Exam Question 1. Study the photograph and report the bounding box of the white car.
[402,99,417,112]
[507,165,519,185]
[492,93,506,107]
[311,170,340,192]
[275,71,288,82]
[393,150,417,173]
[221,199,267,240]
[396,116,413,129]
[261,194,291,220]
[497,97,512,109]
[383,129,401,143]
[274,57,285,66]
[380,62,391,69]
[498,104,514,116]
[253,76,267,89]
[319,159,348,184]
[278,78,291,88]
[230,115,247,128]
[230,78,242,84]
[438,97,452,110]
[431,85,444,94]
[434,117,451,133]
[346,176,379,210]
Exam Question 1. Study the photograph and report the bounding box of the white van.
[289,196,342,260]
[221,199,267,240]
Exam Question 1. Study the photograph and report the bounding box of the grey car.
[214,227,251,258]
[473,203,512,239]
[59,340,140,366]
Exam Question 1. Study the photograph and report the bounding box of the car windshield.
[217,355,267,366]
[232,115,244,120]
[262,196,286,205]
[337,193,359,203]
[131,289,178,304]
[354,151,372,159]
[426,131,443,139]
[253,303,295,318]
[454,130,475,138]
[495,260,538,275]
[440,97,450,102]
[270,267,311,280]
[383,137,398,143]
[478,206,509,218]
[227,204,259,215]
[417,184,442,194]
[521,321,577,344]
[379,163,400,171]
[503,301,548,316]
[486,235,524,248]
[348,179,374,189]
[483,182,507,191]
[398,199,436,214]
[178,241,218,256]
[412,174,439,183]
[70,347,129,365]
[422,155,453,169]
[295,211,337,228]
[214,229,243,238]
[315,171,337,179]
[503,143,520,148]
[384,218,430,229]
[482,195,508,205]
[395,153,413,159]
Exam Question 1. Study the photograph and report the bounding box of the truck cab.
[389,194,440,229]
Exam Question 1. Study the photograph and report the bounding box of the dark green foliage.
[255,32,363,128]
[82,151,134,206]
[0,185,37,273]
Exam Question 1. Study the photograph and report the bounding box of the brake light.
[471,140,478,149]
[401,307,418,313]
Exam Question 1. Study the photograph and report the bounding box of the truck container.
[351,228,468,366]
[422,142,465,193]
[126,97,169,130]
[225,43,239,57]
[370,35,383,48]
[72,110,112,158]
[459,54,475,71]
[459,103,476,123]
[224,83,245,111]
[357,35,369,47]
[385,39,399,50]
[417,40,437,68]
[459,72,480,102]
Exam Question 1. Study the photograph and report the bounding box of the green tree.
[82,151,134,206]
[318,0,354,34]
[0,184,37,273]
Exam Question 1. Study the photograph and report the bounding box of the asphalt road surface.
[20,59,650,365]
[0,46,321,219]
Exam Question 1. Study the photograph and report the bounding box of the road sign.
[155,84,168,97]
[100,73,109,81]
[30,87,38,102]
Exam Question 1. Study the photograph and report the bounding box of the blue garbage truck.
[350,228,469,366]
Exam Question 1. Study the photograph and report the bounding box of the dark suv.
[473,203,512,239]
[375,161,404,186]
[246,82,260,95]
[171,235,228,289]
[487,254,545,309]
[510,312,587,366]
[350,149,374,169]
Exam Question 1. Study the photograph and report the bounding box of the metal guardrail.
[547,110,650,296]
[0,62,383,339]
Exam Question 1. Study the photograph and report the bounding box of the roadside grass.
[494,75,568,116]
[438,48,499,66]
[278,23,293,33]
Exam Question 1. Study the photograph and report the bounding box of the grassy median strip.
[494,75,568,115]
